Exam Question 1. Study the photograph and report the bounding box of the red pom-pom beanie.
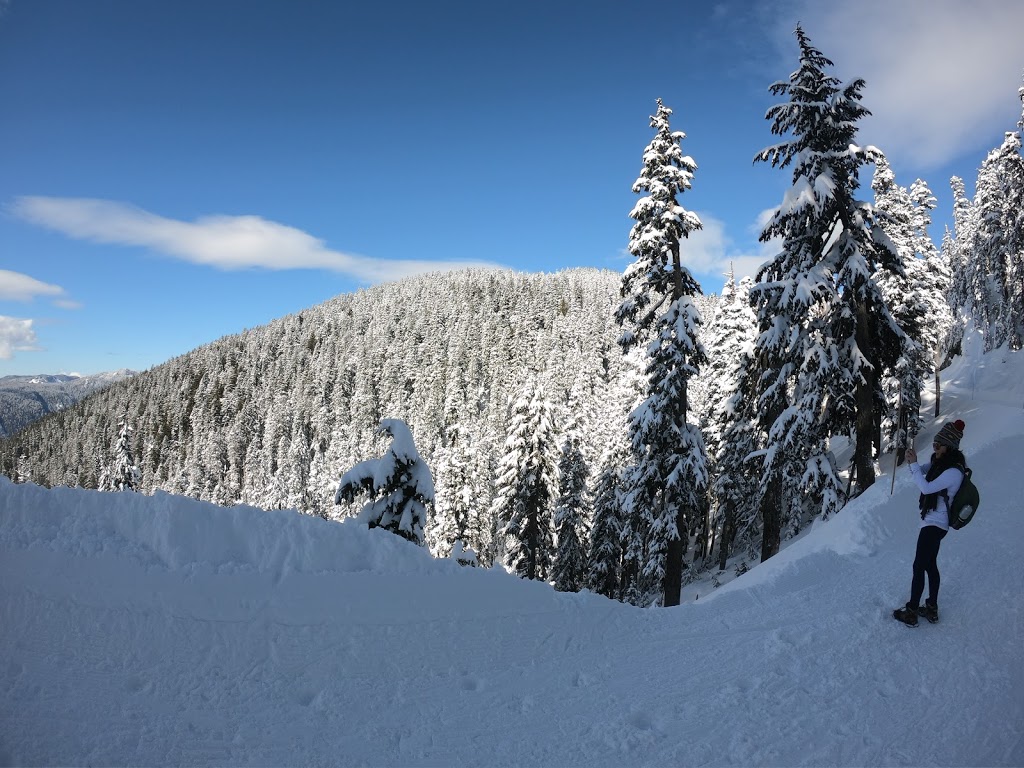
[934,419,965,449]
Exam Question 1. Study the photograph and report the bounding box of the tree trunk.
[662,240,688,606]
[760,473,782,562]
[759,376,785,562]
[663,514,685,607]
[704,500,716,562]
[717,512,733,571]
[854,303,876,494]
[934,357,942,418]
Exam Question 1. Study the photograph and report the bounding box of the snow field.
[1,343,1023,767]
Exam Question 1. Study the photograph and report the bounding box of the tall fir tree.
[943,175,976,360]
[751,26,907,560]
[491,375,559,581]
[870,153,928,457]
[978,81,1024,350]
[952,78,1024,353]
[908,178,955,416]
[946,176,975,316]
[969,130,1021,350]
[616,99,708,606]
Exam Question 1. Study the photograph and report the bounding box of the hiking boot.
[893,603,919,626]
[918,602,939,624]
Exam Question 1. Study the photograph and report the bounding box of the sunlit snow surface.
[2,329,1023,767]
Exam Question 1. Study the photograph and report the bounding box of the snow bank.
[0,480,450,577]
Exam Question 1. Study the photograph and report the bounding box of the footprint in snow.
[459,676,483,691]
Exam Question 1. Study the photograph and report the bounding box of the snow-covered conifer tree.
[964,83,1023,350]
[946,176,975,317]
[870,154,928,455]
[586,440,629,599]
[697,270,756,564]
[969,131,1022,350]
[1009,79,1024,350]
[109,418,140,492]
[750,27,908,559]
[584,358,637,601]
[427,424,478,558]
[15,453,31,485]
[334,419,434,546]
[616,98,708,606]
[551,429,590,593]
[707,275,760,570]
[909,179,955,414]
[491,375,559,581]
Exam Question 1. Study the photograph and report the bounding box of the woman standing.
[893,419,966,627]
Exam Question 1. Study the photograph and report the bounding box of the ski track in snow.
[2,345,1023,767]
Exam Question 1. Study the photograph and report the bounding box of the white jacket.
[908,459,964,531]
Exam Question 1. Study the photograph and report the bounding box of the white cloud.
[782,0,1024,169]
[0,269,66,302]
[679,211,774,287]
[0,316,38,359]
[12,197,502,283]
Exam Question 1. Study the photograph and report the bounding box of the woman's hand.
[906,447,917,464]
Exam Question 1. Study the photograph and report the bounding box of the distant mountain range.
[0,370,137,438]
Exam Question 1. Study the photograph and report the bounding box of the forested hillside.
[0,370,135,438]
[0,268,720,566]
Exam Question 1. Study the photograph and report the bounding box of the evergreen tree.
[109,418,140,492]
[584,356,637,601]
[1008,80,1024,349]
[909,178,955,415]
[751,26,907,560]
[969,131,1021,349]
[551,429,590,593]
[491,375,559,581]
[870,153,928,457]
[427,423,477,558]
[698,271,755,565]
[946,176,975,315]
[586,440,629,599]
[966,83,1024,350]
[616,99,708,606]
[15,453,31,484]
[708,276,760,570]
[334,419,433,546]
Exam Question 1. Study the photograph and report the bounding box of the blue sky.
[1,0,1022,376]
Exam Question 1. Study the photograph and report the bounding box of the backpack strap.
[938,463,968,510]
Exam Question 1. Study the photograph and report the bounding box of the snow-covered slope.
[1,338,1022,767]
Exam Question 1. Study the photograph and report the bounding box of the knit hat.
[934,419,965,450]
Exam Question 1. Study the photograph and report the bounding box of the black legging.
[911,525,948,606]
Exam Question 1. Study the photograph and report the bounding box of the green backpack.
[946,465,980,530]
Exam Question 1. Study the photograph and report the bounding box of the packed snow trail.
[1,347,1023,767]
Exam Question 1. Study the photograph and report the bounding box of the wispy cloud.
[779,0,1024,169]
[12,197,502,282]
[52,299,84,310]
[0,269,67,303]
[0,316,38,360]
